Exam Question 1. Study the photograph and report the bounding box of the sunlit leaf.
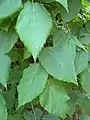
[16,1,52,61]
[18,63,48,107]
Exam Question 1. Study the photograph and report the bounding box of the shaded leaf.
[8,47,24,62]
[56,0,68,12]
[39,0,68,11]
[0,94,7,120]
[85,20,90,33]
[69,22,81,35]
[0,18,12,31]
[80,35,90,45]
[44,114,59,120]
[0,0,22,19]
[88,47,90,61]
[80,63,90,96]
[0,55,11,87]
[8,113,23,120]
[40,79,70,118]
[59,0,81,22]
[8,66,23,85]
[75,50,88,74]
[23,108,42,120]
[23,111,35,120]
[23,48,31,60]
[69,91,90,115]
[75,37,86,51]
[2,87,16,113]
[79,115,89,120]
[0,30,18,54]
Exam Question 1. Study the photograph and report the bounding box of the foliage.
[0,0,90,120]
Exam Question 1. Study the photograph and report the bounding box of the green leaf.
[53,31,76,60]
[18,63,48,108]
[56,0,68,12]
[8,66,23,85]
[0,0,22,19]
[85,20,90,33]
[80,35,90,45]
[37,0,68,12]
[23,107,43,120]
[0,55,11,87]
[80,63,90,96]
[23,111,35,120]
[79,115,89,120]
[69,22,81,35]
[39,33,77,84]
[0,94,7,120]
[2,86,16,113]
[67,102,76,117]
[59,0,81,22]
[34,108,43,118]
[86,0,90,2]
[88,47,90,61]
[8,113,23,120]
[0,18,12,31]
[8,47,24,62]
[0,30,18,54]
[75,37,86,51]
[23,48,31,60]
[16,1,52,61]
[80,97,90,115]
[25,96,39,109]
[40,79,70,118]
[44,114,59,120]
[79,27,89,36]
[69,91,90,115]
[75,50,88,74]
